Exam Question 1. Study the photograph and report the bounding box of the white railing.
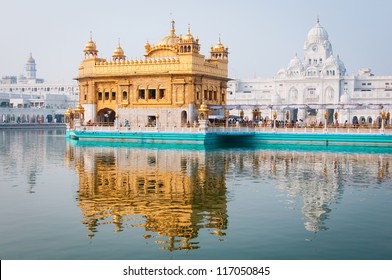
[80,124,202,134]
[77,124,392,135]
[208,126,392,134]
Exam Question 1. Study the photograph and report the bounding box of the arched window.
[122,91,127,100]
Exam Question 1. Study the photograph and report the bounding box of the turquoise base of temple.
[68,130,392,147]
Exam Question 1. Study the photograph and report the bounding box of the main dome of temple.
[156,20,179,46]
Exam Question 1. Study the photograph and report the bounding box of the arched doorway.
[181,110,187,125]
[97,108,116,125]
[352,116,358,125]
[46,114,53,123]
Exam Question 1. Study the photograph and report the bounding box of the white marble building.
[0,53,79,123]
[227,19,392,126]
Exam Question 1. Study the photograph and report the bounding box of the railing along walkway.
[208,126,392,135]
[79,123,392,135]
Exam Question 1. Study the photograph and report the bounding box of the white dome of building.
[277,68,286,78]
[324,55,337,67]
[337,55,346,75]
[288,54,303,70]
[27,53,35,64]
[307,18,329,44]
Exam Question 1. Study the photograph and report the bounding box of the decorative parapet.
[95,57,180,66]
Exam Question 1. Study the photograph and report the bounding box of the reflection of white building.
[227,19,392,126]
[0,53,79,123]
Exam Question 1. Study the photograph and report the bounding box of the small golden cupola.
[112,39,126,62]
[144,40,151,54]
[210,35,228,60]
[84,32,98,59]
[183,24,194,42]
[178,24,200,54]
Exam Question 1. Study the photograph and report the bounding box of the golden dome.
[200,103,208,110]
[156,20,179,46]
[213,36,225,51]
[65,107,73,117]
[183,24,194,42]
[74,104,85,114]
[113,40,125,58]
[84,33,97,52]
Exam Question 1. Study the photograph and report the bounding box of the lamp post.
[115,113,119,129]
[324,110,328,132]
[273,111,277,131]
[64,107,74,130]
[285,111,289,127]
[381,110,386,133]
[156,113,159,130]
[225,109,230,127]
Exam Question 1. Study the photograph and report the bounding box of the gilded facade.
[77,21,229,127]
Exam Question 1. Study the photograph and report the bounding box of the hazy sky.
[1,0,391,82]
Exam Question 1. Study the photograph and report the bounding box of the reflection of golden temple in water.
[66,143,228,251]
[66,143,392,249]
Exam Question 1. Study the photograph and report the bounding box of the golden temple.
[76,21,229,127]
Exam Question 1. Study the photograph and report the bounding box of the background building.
[0,53,79,123]
[227,19,392,126]
[77,21,229,127]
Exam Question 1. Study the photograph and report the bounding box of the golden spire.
[183,23,194,41]
[84,31,97,53]
[113,38,125,59]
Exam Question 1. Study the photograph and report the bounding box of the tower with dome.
[227,18,391,127]
[0,53,79,123]
[76,20,229,127]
